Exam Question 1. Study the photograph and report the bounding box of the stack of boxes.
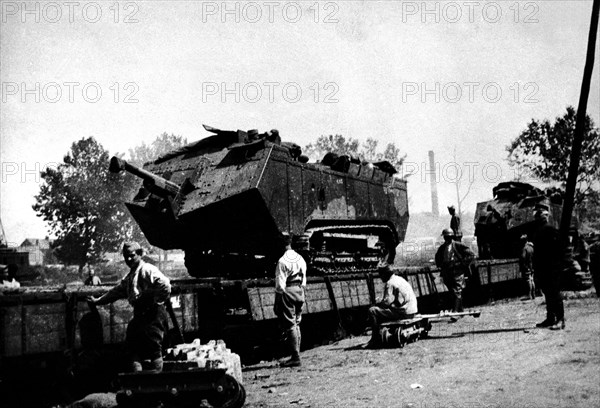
[165,339,243,384]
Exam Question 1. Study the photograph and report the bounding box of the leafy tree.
[304,134,360,159]
[506,106,600,226]
[128,132,188,166]
[33,134,189,271]
[304,134,406,169]
[33,137,132,272]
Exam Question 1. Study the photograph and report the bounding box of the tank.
[473,181,565,259]
[110,125,409,278]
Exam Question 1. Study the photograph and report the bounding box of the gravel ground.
[242,295,600,408]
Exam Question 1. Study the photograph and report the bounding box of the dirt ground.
[241,295,600,408]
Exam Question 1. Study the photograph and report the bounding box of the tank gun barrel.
[109,156,180,196]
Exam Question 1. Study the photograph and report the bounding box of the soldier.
[273,233,307,368]
[366,264,418,348]
[435,228,474,316]
[448,205,463,242]
[88,242,171,371]
[532,210,565,330]
[519,235,536,300]
[84,265,102,286]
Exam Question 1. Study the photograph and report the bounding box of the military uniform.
[92,257,171,370]
[532,216,564,329]
[368,271,418,346]
[519,240,536,299]
[274,248,307,367]
[435,239,474,313]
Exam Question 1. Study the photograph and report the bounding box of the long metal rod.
[560,0,600,238]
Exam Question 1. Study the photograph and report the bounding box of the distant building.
[19,238,54,266]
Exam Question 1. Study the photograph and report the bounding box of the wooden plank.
[246,288,264,321]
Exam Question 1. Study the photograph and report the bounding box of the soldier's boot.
[549,319,566,330]
[536,313,556,328]
[280,327,301,367]
[454,296,464,313]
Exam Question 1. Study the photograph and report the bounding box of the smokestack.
[429,150,439,216]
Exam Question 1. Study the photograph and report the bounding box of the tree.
[304,135,406,170]
[128,132,188,166]
[33,137,132,271]
[506,106,600,226]
[304,134,359,159]
[452,146,475,217]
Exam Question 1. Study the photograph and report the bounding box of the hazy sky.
[1,0,599,245]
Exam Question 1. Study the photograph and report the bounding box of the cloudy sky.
[1,0,599,245]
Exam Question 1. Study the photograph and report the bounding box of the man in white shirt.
[88,242,171,372]
[273,233,307,367]
[367,264,418,348]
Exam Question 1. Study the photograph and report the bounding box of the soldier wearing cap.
[532,209,565,330]
[519,234,536,300]
[366,264,418,348]
[273,233,307,367]
[435,228,474,315]
[88,242,171,372]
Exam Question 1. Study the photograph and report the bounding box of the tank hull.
[123,134,408,277]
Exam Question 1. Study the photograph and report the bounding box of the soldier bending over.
[88,242,171,372]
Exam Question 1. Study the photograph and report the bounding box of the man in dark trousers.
[519,235,536,299]
[366,264,418,348]
[274,233,307,368]
[532,209,565,330]
[448,205,463,242]
[88,242,171,371]
[435,228,474,316]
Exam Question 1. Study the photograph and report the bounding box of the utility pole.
[560,0,599,239]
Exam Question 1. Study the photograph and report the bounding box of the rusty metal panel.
[259,159,290,231]
[317,171,347,220]
[346,177,370,220]
[288,163,304,234]
[369,183,388,219]
[302,167,321,221]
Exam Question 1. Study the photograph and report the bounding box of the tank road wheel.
[380,327,394,347]
[207,374,246,408]
[396,328,405,348]
[420,320,432,339]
